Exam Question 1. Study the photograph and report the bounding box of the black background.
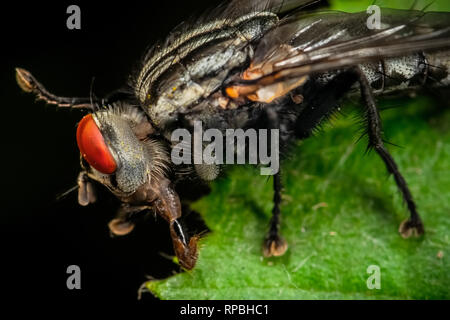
[1,0,225,307]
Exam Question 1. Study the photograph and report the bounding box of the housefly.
[16,0,450,269]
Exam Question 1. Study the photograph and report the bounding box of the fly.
[15,0,450,269]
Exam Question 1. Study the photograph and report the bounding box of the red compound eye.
[76,114,117,174]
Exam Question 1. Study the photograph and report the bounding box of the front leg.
[108,204,149,236]
[16,68,95,109]
[356,68,424,238]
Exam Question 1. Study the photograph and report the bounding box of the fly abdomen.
[424,50,450,87]
[360,50,450,94]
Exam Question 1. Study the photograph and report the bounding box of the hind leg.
[263,170,288,257]
[262,107,288,256]
[357,68,424,238]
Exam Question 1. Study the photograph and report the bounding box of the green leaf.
[147,1,450,300]
[329,0,450,11]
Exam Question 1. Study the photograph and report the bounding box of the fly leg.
[357,68,424,238]
[263,107,288,257]
[15,68,95,109]
[108,204,149,237]
[263,170,288,257]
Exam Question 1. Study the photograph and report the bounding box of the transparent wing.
[226,8,450,102]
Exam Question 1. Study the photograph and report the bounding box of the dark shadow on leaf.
[352,183,400,224]
[242,198,270,221]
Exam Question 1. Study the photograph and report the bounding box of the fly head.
[76,103,170,203]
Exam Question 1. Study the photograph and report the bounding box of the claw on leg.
[399,219,425,238]
[263,234,288,257]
